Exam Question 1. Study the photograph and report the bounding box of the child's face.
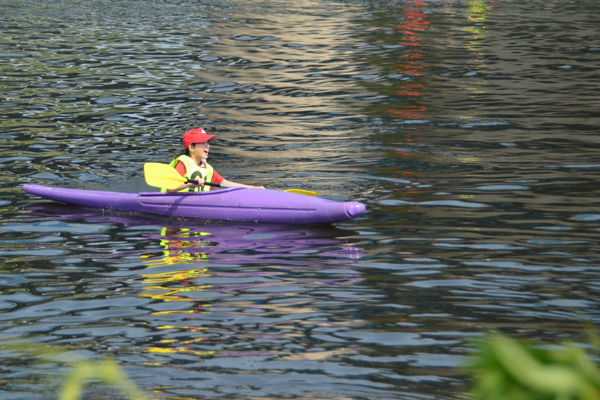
[190,142,210,160]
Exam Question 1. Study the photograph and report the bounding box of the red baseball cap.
[182,128,217,149]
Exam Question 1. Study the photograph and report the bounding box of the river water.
[1,0,600,398]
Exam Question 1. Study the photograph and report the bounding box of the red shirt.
[175,161,224,184]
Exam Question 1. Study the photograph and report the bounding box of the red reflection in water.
[388,105,427,120]
[397,0,430,48]
[389,0,429,121]
[397,83,424,96]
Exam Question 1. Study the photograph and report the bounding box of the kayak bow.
[22,184,366,224]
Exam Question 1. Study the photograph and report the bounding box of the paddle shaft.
[144,162,317,196]
[186,179,234,189]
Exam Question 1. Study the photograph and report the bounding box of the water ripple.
[2,0,600,399]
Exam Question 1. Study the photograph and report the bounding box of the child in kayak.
[162,128,265,193]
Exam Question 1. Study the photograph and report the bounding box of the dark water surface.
[2,0,600,398]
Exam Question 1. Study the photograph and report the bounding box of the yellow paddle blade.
[284,189,318,197]
[144,162,186,190]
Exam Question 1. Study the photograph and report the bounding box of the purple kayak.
[22,184,366,224]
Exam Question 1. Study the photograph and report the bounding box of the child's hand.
[190,178,205,188]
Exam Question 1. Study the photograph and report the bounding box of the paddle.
[143,163,317,196]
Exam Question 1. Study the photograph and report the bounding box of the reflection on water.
[2,0,600,398]
[4,204,374,397]
[390,0,428,120]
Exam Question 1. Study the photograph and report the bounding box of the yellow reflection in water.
[146,347,215,357]
[467,0,490,23]
[460,1,492,121]
[137,226,219,357]
[142,228,213,268]
[458,157,481,163]
[463,0,490,54]
[139,227,216,301]
[151,307,210,316]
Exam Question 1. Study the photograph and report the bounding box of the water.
[1,0,600,398]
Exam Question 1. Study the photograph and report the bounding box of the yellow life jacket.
[160,155,214,193]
